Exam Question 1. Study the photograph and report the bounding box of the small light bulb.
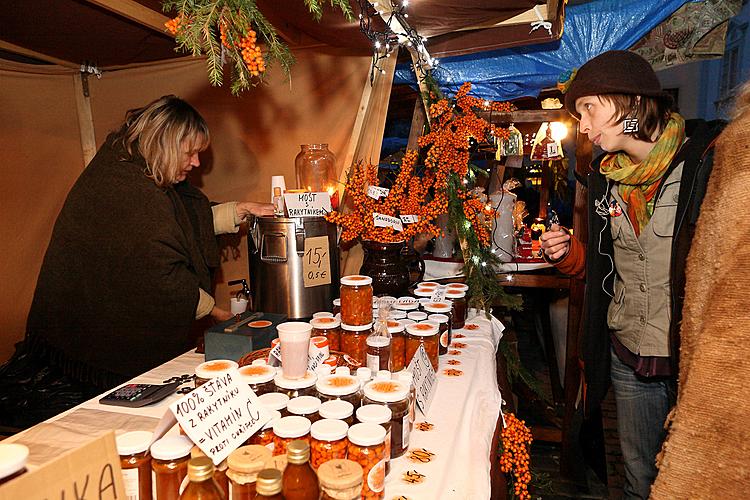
[506,275,514,282]
[404,13,408,17]
[375,41,381,49]
[481,262,487,267]
[403,0,409,6]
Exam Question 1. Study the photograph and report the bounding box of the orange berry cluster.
[218,19,266,77]
[499,412,533,499]
[463,197,493,247]
[165,15,184,36]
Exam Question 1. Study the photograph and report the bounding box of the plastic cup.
[277,322,312,379]
[230,297,248,316]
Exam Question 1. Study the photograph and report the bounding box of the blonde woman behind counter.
[0,95,272,429]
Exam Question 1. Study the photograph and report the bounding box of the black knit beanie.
[563,50,670,118]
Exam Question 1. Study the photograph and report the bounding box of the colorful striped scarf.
[600,113,685,236]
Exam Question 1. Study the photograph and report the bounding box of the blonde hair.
[114,95,210,187]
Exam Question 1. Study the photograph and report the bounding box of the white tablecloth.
[8,310,504,499]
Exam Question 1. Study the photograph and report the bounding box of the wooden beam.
[452,5,550,32]
[547,0,560,19]
[83,0,172,37]
[478,109,569,123]
[0,39,79,69]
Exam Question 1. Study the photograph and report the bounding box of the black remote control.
[99,381,181,408]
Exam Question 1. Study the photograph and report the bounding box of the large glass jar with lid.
[226,445,272,500]
[346,423,387,499]
[116,431,151,500]
[340,275,373,326]
[317,459,363,500]
[318,399,355,426]
[257,392,290,417]
[287,396,322,423]
[150,435,193,499]
[194,359,238,388]
[405,321,440,370]
[315,373,361,410]
[356,404,393,475]
[310,316,342,351]
[362,380,410,458]
[444,289,468,328]
[272,416,312,456]
[340,322,373,365]
[273,371,318,400]
[310,418,349,470]
[295,144,337,193]
[238,364,277,396]
[429,313,452,356]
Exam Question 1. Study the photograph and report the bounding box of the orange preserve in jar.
[310,418,349,470]
[315,373,361,411]
[194,359,238,388]
[310,316,342,351]
[191,445,228,498]
[346,423,387,499]
[149,435,193,500]
[362,380,410,459]
[356,404,393,475]
[317,459,363,500]
[340,275,373,326]
[287,396,322,423]
[405,322,440,370]
[238,364,278,396]
[445,289,468,329]
[272,416,311,456]
[116,431,152,500]
[226,445,272,500]
[247,409,281,451]
[429,313,452,356]
[340,322,373,365]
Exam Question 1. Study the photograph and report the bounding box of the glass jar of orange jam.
[310,419,349,470]
[310,316,342,351]
[340,275,373,326]
[238,364,277,396]
[116,431,152,500]
[271,416,311,456]
[150,435,193,500]
[340,323,373,366]
[405,322,440,370]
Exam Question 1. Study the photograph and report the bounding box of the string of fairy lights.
[356,0,437,83]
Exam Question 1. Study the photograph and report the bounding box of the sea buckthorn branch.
[498,412,533,499]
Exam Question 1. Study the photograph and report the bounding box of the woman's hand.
[209,305,233,322]
[540,224,571,261]
[236,201,275,221]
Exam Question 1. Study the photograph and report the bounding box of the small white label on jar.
[402,414,410,448]
[367,458,387,493]
[385,428,392,460]
[366,353,380,372]
[440,331,449,348]
[122,468,139,500]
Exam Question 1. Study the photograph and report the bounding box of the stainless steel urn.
[249,216,339,319]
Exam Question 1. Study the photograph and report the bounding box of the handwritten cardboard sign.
[0,432,124,500]
[400,214,419,224]
[303,236,331,287]
[367,186,390,200]
[170,368,271,464]
[373,212,403,232]
[284,192,332,217]
[430,287,446,303]
[406,345,437,414]
[267,344,282,367]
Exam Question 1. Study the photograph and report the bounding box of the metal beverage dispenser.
[249,216,339,319]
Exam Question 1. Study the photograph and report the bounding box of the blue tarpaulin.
[394,0,693,101]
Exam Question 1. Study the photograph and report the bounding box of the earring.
[623,118,639,134]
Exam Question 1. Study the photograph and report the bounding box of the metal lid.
[316,374,359,396]
[422,301,452,313]
[406,321,439,337]
[340,275,373,286]
[255,468,283,495]
[195,359,238,379]
[0,444,28,480]
[428,313,449,324]
[287,396,322,416]
[311,316,341,329]
[273,371,317,390]
[228,445,272,474]
[318,400,354,420]
[257,392,290,411]
[317,459,363,491]
[347,423,386,447]
[356,404,392,424]
[286,439,311,464]
[238,364,276,384]
[116,431,152,456]
[273,416,311,438]
[407,311,428,321]
[150,435,193,461]
[311,418,349,441]
[341,322,373,332]
[187,457,214,482]
[363,380,409,402]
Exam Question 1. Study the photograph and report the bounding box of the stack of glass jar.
[338,275,374,366]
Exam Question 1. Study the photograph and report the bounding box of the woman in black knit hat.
[540,50,723,499]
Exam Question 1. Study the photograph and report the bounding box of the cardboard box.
[204,311,287,362]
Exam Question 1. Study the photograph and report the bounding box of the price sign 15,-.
[303,235,331,288]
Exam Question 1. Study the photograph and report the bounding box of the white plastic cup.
[230,297,248,316]
[271,175,287,202]
[277,322,312,379]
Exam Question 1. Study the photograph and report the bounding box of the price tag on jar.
[367,185,390,200]
[284,192,332,217]
[170,368,272,465]
[407,345,437,414]
[430,287,446,303]
[303,236,331,288]
[400,214,419,224]
[373,212,403,232]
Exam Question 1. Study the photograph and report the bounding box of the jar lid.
[366,336,390,348]
[398,318,416,327]
[340,275,373,286]
[390,310,406,320]
[355,367,372,381]
[318,399,354,420]
[316,374,359,396]
[187,457,214,482]
[375,370,391,380]
[347,423,386,447]
[422,301,453,313]
[333,298,341,307]
[311,336,329,348]
[150,435,193,461]
[311,418,349,441]
[261,409,282,430]
[406,322,439,336]
[255,468,283,495]
[0,444,29,480]
[356,404,392,425]
[317,459,363,491]
[341,322,373,332]
[311,316,341,329]
[312,311,334,319]
[407,311,428,321]
[397,370,413,384]
[363,380,409,402]
[315,365,334,378]
[195,359,238,379]
[428,313,450,324]
[413,288,434,298]
[238,364,276,384]
[386,320,405,334]
[417,281,439,289]
[251,359,268,366]
[445,289,466,298]
[273,416,311,438]
[394,297,419,311]
[116,430,152,456]
[377,296,397,307]
[257,392,290,411]
[334,366,351,375]
[446,283,469,292]
[287,396,322,416]
[228,445,272,474]
[273,371,317,390]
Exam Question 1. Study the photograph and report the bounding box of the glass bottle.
[226,445,272,500]
[150,435,193,500]
[282,440,319,500]
[254,469,284,499]
[317,459,363,500]
[191,446,228,499]
[178,457,223,499]
[116,431,152,500]
[294,144,337,193]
